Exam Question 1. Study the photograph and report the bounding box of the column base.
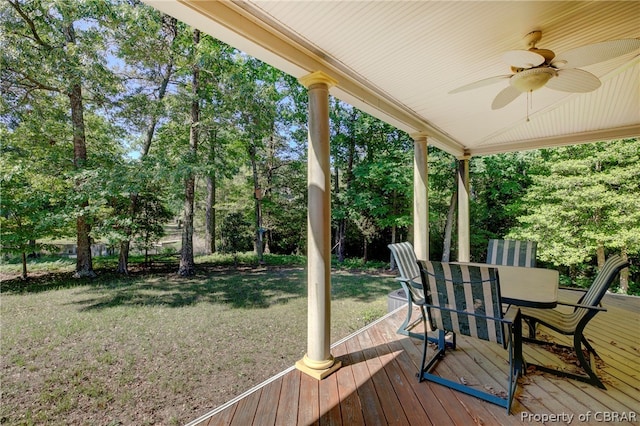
[295,354,342,380]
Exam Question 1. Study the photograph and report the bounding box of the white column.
[411,133,429,261]
[457,154,471,262]
[295,71,341,380]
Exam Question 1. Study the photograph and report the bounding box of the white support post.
[295,71,341,380]
[411,133,429,261]
[457,154,471,262]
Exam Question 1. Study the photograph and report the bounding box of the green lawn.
[0,256,398,425]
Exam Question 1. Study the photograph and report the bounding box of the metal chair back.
[487,239,537,267]
[419,261,504,344]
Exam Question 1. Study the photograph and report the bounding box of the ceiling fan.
[449,31,640,110]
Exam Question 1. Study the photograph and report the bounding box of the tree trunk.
[178,29,200,277]
[204,130,216,255]
[336,122,357,263]
[69,83,94,278]
[249,142,264,263]
[21,251,27,280]
[64,22,95,279]
[620,248,629,293]
[205,174,216,255]
[442,188,457,262]
[362,238,368,263]
[117,240,130,275]
[117,192,138,274]
[389,223,397,271]
[596,244,605,269]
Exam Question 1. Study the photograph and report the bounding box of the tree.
[345,124,413,261]
[2,0,121,277]
[176,28,201,277]
[197,40,241,255]
[330,101,361,262]
[112,5,180,274]
[509,140,639,292]
[231,57,283,263]
[468,151,535,260]
[0,148,61,279]
[426,147,458,261]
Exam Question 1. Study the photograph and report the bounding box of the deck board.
[275,371,300,426]
[188,294,639,426]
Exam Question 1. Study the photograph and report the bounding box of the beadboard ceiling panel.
[145,0,640,156]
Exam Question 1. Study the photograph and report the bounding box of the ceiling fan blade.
[448,75,510,94]
[545,68,601,93]
[491,85,522,110]
[502,49,545,68]
[551,38,640,69]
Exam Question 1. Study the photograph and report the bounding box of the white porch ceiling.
[145,1,640,157]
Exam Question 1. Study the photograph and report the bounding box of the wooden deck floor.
[188,292,639,425]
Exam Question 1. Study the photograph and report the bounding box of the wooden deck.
[188,292,639,425]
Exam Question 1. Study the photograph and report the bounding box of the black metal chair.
[520,254,629,389]
[416,260,524,414]
[487,239,537,267]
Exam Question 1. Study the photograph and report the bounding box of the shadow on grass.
[74,266,308,310]
[2,262,397,311]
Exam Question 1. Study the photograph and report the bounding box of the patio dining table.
[451,262,559,309]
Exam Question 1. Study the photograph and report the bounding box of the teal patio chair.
[388,242,427,340]
[417,260,524,414]
[520,254,629,389]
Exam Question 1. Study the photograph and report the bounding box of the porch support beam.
[457,154,471,262]
[411,133,429,261]
[295,71,341,380]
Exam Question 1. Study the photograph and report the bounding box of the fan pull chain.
[526,90,532,122]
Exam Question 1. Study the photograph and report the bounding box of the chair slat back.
[487,239,537,267]
[570,255,628,321]
[388,242,424,302]
[419,261,504,345]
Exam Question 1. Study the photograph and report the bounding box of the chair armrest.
[558,286,587,293]
[501,306,521,350]
[395,276,423,288]
[502,305,520,324]
[556,301,607,311]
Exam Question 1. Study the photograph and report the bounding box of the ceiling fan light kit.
[510,67,556,92]
[449,30,640,110]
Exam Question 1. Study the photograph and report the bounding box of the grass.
[0,254,398,425]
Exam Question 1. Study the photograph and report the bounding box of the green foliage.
[331,256,387,271]
[469,151,536,259]
[219,212,253,255]
[1,1,637,294]
[509,139,640,267]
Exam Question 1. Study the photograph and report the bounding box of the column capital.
[409,132,428,142]
[299,71,338,89]
[457,149,472,160]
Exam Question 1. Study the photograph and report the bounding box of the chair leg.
[573,332,605,389]
[396,285,426,340]
[418,328,516,414]
[418,329,447,382]
[397,296,454,348]
[524,318,537,339]
[521,332,606,389]
[581,335,599,359]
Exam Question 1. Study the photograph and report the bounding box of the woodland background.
[2,0,638,293]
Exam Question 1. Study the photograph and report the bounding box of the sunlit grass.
[0,255,75,274]
[0,259,398,425]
